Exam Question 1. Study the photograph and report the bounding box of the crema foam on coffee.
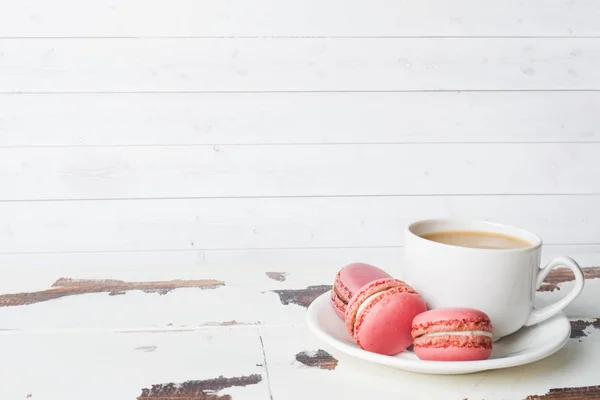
[419,230,531,249]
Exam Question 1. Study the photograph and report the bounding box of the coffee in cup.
[419,230,531,250]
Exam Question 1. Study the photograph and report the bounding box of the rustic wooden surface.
[0,253,598,399]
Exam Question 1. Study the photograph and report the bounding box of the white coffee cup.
[403,218,585,340]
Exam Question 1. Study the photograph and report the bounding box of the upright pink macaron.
[345,278,427,355]
[330,263,391,320]
[411,307,493,362]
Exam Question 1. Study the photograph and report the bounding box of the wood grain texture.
[260,325,600,400]
[295,350,338,370]
[1,92,599,145]
[272,285,332,308]
[569,319,600,339]
[0,325,596,399]
[1,144,600,200]
[1,0,599,37]
[539,267,600,292]
[138,375,263,399]
[0,196,598,253]
[0,250,598,331]
[0,328,271,400]
[271,269,599,308]
[2,245,598,291]
[265,272,287,282]
[1,38,598,92]
[525,386,600,399]
[0,278,224,307]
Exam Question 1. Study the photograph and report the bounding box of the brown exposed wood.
[272,268,600,306]
[201,320,262,327]
[538,267,600,292]
[525,385,600,399]
[138,374,262,399]
[219,320,241,326]
[295,350,338,370]
[272,285,331,308]
[0,278,224,307]
[569,319,600,339]
[120,329,195,334]
[135,346,157,352]
[265,272,288,282]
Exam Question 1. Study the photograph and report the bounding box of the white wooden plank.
[0,248,408,293]
[0,196,598,253]
[0,281,290,332]
[0,247,597,331]
[0,244,596,291]
[1,0,599,37]
[0,249,403,295]
[0,328,270,400]
[0,144,598,199]
[1,91,599,145]
[1,325,599,399]
[1,38,598,92]
[261,325,600,400]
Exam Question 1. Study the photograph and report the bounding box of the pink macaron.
[411,307,493,361]
[330,263,391,320]
[345,278,427,355]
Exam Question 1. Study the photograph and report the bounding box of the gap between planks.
[0,323,294,336]
[3,194,600,204]
[1,243,600,255]
[257,327,275,400]
[2,141,600,149]
[3,89,600,95]
[2,36,600,39]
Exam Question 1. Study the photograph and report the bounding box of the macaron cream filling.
[347,290,389,336]
[355,291,387,320]
[419,330,493,338]
[412,317,492,338]
[411,307,493,360]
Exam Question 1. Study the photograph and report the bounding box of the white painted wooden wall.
[0,1,599,399]
[1,0,599,257]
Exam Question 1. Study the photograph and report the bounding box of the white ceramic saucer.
[306,291,570,375]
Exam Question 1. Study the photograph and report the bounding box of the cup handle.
[524,256,585,326]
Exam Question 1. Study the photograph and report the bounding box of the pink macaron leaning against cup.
[330,263,391,320]
[345,278,427,355]
[411,307,493,361]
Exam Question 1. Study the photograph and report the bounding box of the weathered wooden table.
[0,250,598,400]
